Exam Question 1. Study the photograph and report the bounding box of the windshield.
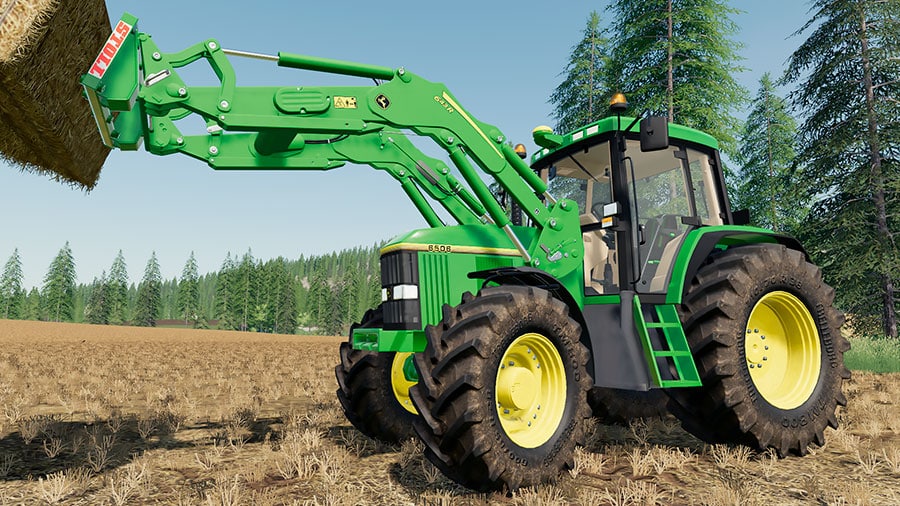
[544,141,619,295]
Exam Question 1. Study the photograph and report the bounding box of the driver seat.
[580,213,610,293]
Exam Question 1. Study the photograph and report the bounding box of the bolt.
[527,348,531,354]
[208,41,218,50]
[209,146,218,155]
[152,51,161,61]
[763,356,768,361]
[550,219,557,228]
[761,335,766,340]
[447,137,454,144]
[220,100,230,109]
[533,356,537,360]
[537,405,541,410]
[747,329,752,334]
[503,409,510,414]
[764,345,769,350]
[399,170,405,177]
[219,115,226,121]
[758,364,763,368]
[509,361,515,366]
[536,364,541,369]
[754,329,759,333]
[534,259,540,266]
[178,87,187,96]
[176,137,184,144]
[442,168,448,174]
[533,414,537,419]
[560,201,567,209]
[528,421,532,427]
[398,68,405,75]
[749,364,755,369]
[496,136,504,143]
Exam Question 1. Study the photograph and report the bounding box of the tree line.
[551,0,898,338]
[0,243,383,336]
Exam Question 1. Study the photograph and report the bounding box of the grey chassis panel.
[584,291,653,391]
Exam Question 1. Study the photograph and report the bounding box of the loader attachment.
[0,0,113,188]
[79,13,143,151]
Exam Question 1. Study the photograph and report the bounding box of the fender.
[468,267,593,375]
[667,226,808,304]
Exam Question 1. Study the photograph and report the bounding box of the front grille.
[381,250,421,330]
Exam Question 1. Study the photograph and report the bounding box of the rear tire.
[335,307,418,444]
[410,286,592,491]
[669,244,850,455]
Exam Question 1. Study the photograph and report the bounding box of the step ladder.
[632,296,702,388]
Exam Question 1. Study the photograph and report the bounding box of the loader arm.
[81,14,582,279]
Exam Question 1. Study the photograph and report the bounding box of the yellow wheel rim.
[495,333,566,448]
[390,352,418,415]
[745,291,821,410]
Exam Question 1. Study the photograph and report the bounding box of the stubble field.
[0,319,898,505]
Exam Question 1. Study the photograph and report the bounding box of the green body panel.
[385,226,528,329]
[353,328,425,353]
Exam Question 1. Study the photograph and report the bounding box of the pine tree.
[133,252,162,327]
[307,265,329,333]
[42,242,76,322]
[84,271,111,324]
[734,74,802,233]
[235,250,256,332]
[606,0,746,155]
[0,248,25,319]
[215,253,237,330]
[550,11,612,134]
[177,252,201,326]
[24,287,40,321]
[107,250,129,324]
[784,0,900,337]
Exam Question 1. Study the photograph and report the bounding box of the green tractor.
[82,14,850,491]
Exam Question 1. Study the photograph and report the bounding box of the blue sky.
[1,1,812,289]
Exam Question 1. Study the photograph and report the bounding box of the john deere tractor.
[80,14,850,491]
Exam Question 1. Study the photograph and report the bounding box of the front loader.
[39,13,850,491]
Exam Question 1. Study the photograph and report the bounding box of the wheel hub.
[494,332,566,449]
[497,366,537,410]
[745,291,821,410]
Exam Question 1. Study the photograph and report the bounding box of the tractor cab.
[531,116,730,298]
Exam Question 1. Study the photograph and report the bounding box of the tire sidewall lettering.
[739,255,839,430]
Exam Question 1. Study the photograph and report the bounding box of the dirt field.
[0,319,897,505]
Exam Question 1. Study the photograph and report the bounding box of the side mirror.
[640,116,669,152]
[732,208,751,225]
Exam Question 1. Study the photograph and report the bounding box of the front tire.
[410,286,592,491]
[335,307,418,444]
[668,244,850,455]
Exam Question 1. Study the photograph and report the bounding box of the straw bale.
[0,0,111,188]
[0,0,56,63]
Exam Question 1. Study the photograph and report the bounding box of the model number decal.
[426,244,452,253]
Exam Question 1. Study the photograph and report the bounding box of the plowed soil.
[0,319,897,505]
